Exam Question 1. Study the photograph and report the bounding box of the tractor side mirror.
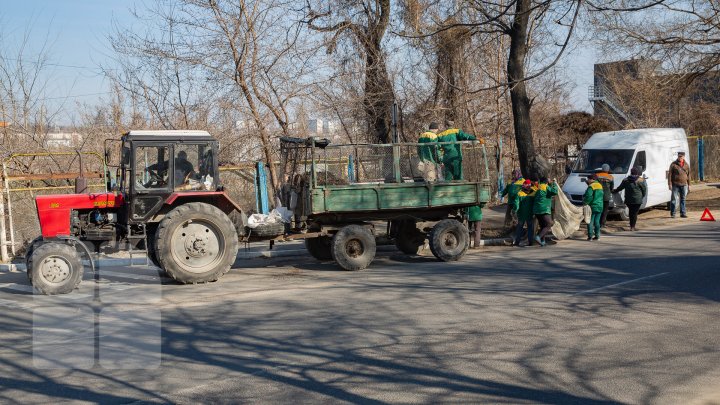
[121,146,131,166]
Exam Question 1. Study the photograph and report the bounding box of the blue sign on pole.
[698,137,705,181]
[497,137,505,201]
[256,161,270,214]
[348,154,355,183]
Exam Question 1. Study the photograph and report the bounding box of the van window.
[573,149,635,174]
[633,151,646,173]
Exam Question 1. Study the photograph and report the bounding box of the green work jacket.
[467,205,483,222]
[532,182,558,215]
[583,181,605,213]
[436,128,476,162]
[417,131,438,163]
[502,178,525,212]
[517,188,537,222]
[614,176,647,205]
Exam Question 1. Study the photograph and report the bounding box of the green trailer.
[276,137,492,270]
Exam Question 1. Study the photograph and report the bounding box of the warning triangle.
[700,208,716,222]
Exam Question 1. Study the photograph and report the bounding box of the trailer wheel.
[155,202,238,284]
[29,242,83,295]
[429,219,469,262]
[331,225,376,271]
[305,236,333,260]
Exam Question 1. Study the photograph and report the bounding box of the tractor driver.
[174,150,195,185]
[143,150,195,188]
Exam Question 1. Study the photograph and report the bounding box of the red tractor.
[26,130,250,294]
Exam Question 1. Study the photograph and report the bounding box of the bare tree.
[303,0,395,143]
[109,0,316,195]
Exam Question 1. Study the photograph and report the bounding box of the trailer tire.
[250,221,285,237]
[429,219,469,262]
[155,202,238,284]
[305,236,333,260]
[331,225,376,271]
[29,242,83,295]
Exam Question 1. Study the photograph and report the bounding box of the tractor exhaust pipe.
[75,150,88,194]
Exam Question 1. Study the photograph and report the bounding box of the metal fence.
[689,135,720,181]
[280,138,491,188]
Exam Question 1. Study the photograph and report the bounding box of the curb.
[0,237,515,272]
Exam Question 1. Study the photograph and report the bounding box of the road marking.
[572,272,670,296]
[0,283,34,293]
[98,270,161,281]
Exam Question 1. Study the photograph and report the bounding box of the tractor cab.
[107,130,220,222]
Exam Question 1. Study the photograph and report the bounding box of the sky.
[1,1,595,125]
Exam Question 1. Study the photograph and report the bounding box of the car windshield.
[573,149,634,174]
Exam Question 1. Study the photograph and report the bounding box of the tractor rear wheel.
[25,236,43,282]
[429,219,469,262]
[155,202,238,284]
[29,242,83,295]
[305,236,333,260]
[331,225,376,271]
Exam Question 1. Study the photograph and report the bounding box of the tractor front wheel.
[429,219,469,262]
[29,242,84,295]
[155,202,238,284]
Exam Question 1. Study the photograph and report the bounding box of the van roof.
[584,128,687,149]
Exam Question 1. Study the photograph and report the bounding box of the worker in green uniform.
[436,121,477,181]
[417,122,439,181]
[532,177,558,247]
[513,180,536,247]
[501,168,524,227]
[468,205,483,249]
[583,174,605,241]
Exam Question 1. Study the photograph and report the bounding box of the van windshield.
[573,149,635,174]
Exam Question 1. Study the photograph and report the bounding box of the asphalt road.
[0,218,718,404]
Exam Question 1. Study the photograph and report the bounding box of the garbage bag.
[247,208,293,228]
[551,189,584,240]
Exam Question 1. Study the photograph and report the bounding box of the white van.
[562,128,690,219]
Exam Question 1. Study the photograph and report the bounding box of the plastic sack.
[247,208,293,228]
[551,189,584,240]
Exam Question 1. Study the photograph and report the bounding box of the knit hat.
[601,164,610,172]
[429,122,439,130]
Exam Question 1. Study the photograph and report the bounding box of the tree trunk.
[363,35,394,143]
[507,0,541,179]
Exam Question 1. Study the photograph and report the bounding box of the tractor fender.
[163,191,243,215]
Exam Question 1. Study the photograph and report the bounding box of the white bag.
[551,189,585,240]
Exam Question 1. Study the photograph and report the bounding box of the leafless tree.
[108,0,317,195]
[303,0,395,143]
